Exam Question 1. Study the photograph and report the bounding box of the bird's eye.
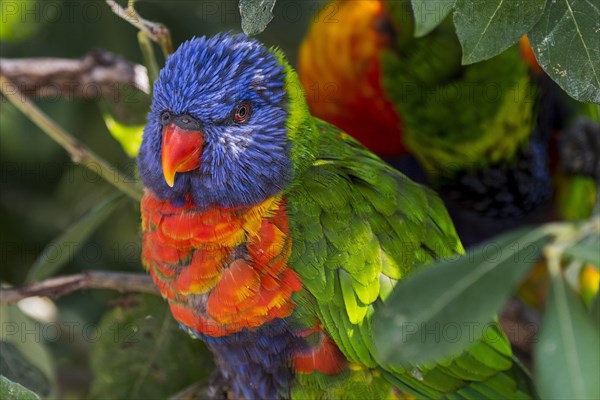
[160,111,171,125]
[234,103,250,123]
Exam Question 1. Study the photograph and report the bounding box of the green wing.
[287,119,534,399]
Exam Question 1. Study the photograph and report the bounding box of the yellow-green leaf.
[0,0,41,43]
[103,113,144,158]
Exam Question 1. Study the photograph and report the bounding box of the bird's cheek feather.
[161,124,204,187]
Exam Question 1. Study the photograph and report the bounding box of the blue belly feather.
[184,319,304,399]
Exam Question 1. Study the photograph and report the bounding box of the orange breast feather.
[141,193,301,336]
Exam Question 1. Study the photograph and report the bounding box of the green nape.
[272,47,320,185]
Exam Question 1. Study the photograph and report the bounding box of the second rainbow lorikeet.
[138,33,535,399]
[299,0,566,246]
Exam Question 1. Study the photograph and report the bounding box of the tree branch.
[106,0,173,57]
[0,74,144,201]
[0,271,158,305]
[0,50,149,99]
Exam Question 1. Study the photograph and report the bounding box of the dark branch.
[0,50,149,99]
[0,271,158,305]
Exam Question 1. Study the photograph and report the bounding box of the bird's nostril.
[161,111,171,124]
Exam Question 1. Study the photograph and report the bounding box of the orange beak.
[161,124,204,187]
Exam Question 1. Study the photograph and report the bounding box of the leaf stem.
[0,74,143,201]
[137,31,160,88]
[543,215,600,276]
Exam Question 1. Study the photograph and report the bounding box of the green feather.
[339,269,368,324]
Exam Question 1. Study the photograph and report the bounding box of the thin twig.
[106,0,173,57]
[0,271,158,305]
[0,50,149,99]
[137,31,160,87]
[0,74,144,201]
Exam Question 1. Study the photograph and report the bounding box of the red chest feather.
[140,193,302,336]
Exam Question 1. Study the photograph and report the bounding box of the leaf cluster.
[373,217,600,399]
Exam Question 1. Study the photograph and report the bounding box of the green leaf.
[412,0,455,37]
[0,306,55,396]
[103,113,144,158]
[26,193,125,282]
[529,0,600,104]
[0,375,40,400]
[454,0,546,64]
[535,274,600,399]
[0,343,46,399]
[563,233,600,267]
[239,0,277,36]
[373,227,549,366]
[137,31,160,89]
[88,294,213,399]
[100,87,149,158]
[0,0,42,43]
[591,292,600,326]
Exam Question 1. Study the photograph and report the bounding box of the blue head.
[138,33,297,208]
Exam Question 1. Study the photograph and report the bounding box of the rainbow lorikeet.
[138,33,534,399]
[300,1,562,246]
